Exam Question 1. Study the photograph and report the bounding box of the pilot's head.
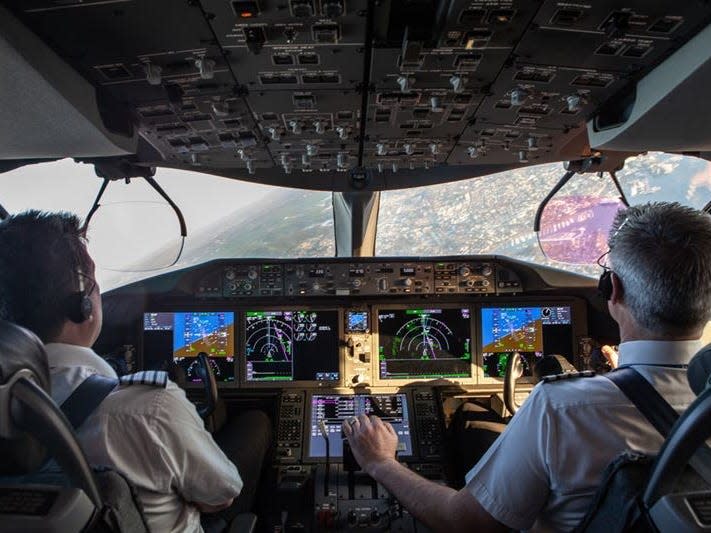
[605,202,711,339]
[0,210,102,346]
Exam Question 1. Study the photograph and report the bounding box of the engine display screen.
[245,310,340,382]
[308,393,413,459]
[481,306,574,378]
[143,311,235,383]
[378,308,472,380]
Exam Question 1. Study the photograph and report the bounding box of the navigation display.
[245,310,340,382]
[308,394,413,458]
[378,308,472,380]
[481,306,573,378]
[143,311,235,383]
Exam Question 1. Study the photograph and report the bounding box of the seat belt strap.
[606,367,711,485]
[60,374,119,430]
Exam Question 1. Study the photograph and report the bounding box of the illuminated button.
[233,0,260,17]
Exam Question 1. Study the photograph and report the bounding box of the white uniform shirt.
[45,343,243,533]
[465,339,702,532]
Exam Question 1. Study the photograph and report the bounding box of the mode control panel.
[197,259,524,298]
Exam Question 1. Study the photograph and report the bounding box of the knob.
[228,282,237,291]
[401,278,413,287]
[527,136,538,150]
[403,143,414,155]
[351,374,366,385]
[248,268,258,280]
[243,282,252,291]
[459,266,471,277]
[143,63,162,85]
[225,269,236,280]
[510,88,527,106]
[313,120,326,134]
[481,279,490,287]
[288,120,302,134]
[268,127,281,141]
[301,154,311,167]
[430,96,443,112]
[195,57,215,80]
[519,150,528,163]
[481,265,493,276]
[246,159,255,174]
[566,94,582,112]
[467,146,478,159]
[337,153,348,169]
[336,126,348,140]
[449,75,464,93]
[377,162,384,173]
[238,149,249,161]
[312,282,321,291]
[391,162,398,173]
[397,75,412,92]
[306,144,318,156]
[429,143,439,155]
[378,278,388,291]
[376,143,387,156]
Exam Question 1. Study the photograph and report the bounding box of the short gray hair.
[608,202,711,336]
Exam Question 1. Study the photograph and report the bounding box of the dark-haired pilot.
[0,211,269,533]
[344,202,711,531]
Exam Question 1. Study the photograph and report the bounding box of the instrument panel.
[139,300,588,388]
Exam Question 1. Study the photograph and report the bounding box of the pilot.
[0,211,269,533]
[343,201,711,531]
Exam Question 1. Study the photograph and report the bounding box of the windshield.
[0,159,334,291]
[2,152,709,290]
[377,152,711,277]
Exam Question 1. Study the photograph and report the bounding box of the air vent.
[95,63,132,80]
[688,495,711,525]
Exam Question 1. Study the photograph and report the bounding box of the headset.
[66,271,93,324]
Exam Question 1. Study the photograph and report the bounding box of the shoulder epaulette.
[119,370,169,388]
[541,370,596,383]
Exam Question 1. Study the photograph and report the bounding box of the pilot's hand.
[601,345,619,369]
[342,414,399,477]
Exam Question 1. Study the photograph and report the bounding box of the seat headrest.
[0,320,49,392]
[688,344,711,396]
[0,320,51,474]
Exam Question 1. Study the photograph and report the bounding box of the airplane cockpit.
[2,0,711,531]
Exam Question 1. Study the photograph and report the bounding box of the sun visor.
[0,5,137,160]
[588,22,711,153]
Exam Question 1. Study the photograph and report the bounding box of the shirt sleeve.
[464,384,555,530]
[148,384,244,505]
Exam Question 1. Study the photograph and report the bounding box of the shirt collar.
[618,339,704,367]
[45,342,118,379]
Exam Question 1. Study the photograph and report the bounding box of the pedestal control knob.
[351,374,367,385]
[459,266,471,277]
[378,278,388,291]
[248,268,258,280]
[401,278,413,287]
[243,282,252,291]
[225,269,236,280]
[481,265,493,276]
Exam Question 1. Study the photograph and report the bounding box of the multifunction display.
[308,394,413,458]
[378,308,472,380]
[143,311,235,383]
[481,306,573,378]
[245,310,340,382]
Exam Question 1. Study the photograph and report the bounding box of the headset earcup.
[67,292,92,323]
[598,270,613,301]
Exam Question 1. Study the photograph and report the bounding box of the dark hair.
[608,202,711,336]
[0,211,90,342]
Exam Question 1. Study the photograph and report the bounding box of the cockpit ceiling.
[3,1,711,191]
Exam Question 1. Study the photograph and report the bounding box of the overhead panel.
[4,0,711,189]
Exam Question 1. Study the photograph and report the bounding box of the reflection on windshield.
[378,152,711,277]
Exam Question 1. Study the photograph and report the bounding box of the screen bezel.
[303,390,416,463]
[141,309,239,388]
[240,307,344,388]
[476,298,588,384]
[373,304,476,387]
